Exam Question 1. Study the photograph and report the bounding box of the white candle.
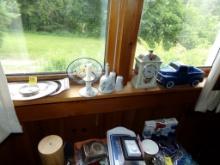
[85,63,92,79]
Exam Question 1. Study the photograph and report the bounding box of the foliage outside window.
[136,0,220,67]
[0,0,108,74]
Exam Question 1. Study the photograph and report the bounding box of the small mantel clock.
[132,50,162,88]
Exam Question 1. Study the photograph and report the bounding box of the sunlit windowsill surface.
[13,80,205,107]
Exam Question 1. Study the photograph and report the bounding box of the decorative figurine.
[157,62,204,88]
[79,63,98,97]
[98,63,115,94]
[132,50,162,88]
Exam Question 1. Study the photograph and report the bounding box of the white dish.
[19,85,40,97]
[141,139,159,155]
[8,81,58,101]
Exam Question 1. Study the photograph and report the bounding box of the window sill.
[14,80,205,122]
[14,80,205,107]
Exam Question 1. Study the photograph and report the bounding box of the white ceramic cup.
[115,75,123,91]
[109,71,116,88]
[141,139,159,163]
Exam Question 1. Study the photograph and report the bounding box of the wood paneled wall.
[0,88,219,165]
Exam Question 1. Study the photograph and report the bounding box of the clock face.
[142,64,157,79]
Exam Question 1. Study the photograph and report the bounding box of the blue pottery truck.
[157,62,204,88]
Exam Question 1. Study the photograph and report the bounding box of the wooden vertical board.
[12,131,38,165]
[107,0,144,84]
[0,122,45,165]
[102,111,123,133]
[121,109,136,129]
[62,115,102,142]
[131,108,154,134]
[106,0,121,68]
[106,0,127,71]
[0,135,15,165]
[151,105,186,120]
[23,121,46,165]
[117,0,144,83]
[33,119,64,138]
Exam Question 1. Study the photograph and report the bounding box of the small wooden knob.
[38,135,64,165]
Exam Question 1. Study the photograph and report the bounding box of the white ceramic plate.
[8,81,58,101]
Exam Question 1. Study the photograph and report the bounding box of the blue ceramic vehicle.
[157,62,204,88]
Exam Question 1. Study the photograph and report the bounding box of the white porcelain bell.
[99,63,114,94]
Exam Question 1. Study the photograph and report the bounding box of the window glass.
[135,0,220,67]
[0,0,108,74]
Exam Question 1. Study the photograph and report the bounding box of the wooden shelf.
[14,81,204,107]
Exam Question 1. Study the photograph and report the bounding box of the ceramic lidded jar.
[132,50,162,89]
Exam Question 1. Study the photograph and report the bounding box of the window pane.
[0,0,108,74]
[135,0,220,67]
